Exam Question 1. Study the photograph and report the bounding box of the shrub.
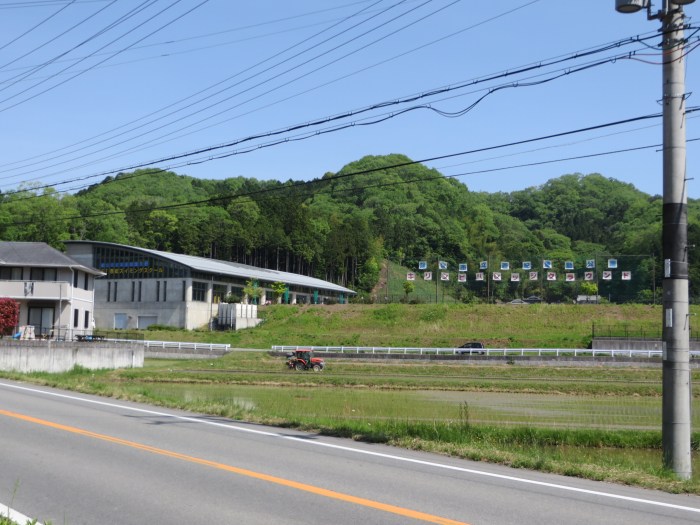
[0,298,19,336]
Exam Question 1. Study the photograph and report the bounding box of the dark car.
[457,341,485,355]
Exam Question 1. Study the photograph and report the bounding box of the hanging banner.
[522,261,532,270]
[458,273,467,282]
[565,273,575,281]
[511,273,520,282]
[439,261,448,270]
[419,261,428,270]
[602,271,612,280]
[423,271,432,281]
[608,259,618,269]
[546,272,557,281]
[458,263,468,272]
[407,273,416,281]
[492,272,502,281]
[586,259,595,269]
[565,261,574,270]
[622,271,632,280]
[529,271,538,281]
[584,271,594,281]
[475,272,485,281]
[479,261,488,270]
[440,272,449,281]
[543,260,553,269]
[500,261,510,270]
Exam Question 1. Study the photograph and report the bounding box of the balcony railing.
[0,280,91,301]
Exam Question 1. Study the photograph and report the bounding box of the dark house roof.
[0,242,104,275]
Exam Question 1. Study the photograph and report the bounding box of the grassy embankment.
[4,303,699,495]
[144,302,669,349]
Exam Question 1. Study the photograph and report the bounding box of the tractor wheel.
[295,362,305,371]
[312,364,322,372]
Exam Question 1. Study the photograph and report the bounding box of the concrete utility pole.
[615,0,693,480]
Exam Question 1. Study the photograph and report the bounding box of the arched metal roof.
[65,241,355,295]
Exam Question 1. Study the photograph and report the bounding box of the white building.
[64,241,356,331]
[0,242,104,339]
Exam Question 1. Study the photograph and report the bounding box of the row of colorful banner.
[419,259,620,271]
[407,271,632,282]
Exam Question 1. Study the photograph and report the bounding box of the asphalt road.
[1,379,699,525]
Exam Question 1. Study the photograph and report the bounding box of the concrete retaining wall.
[593,338,700,351]
[0,340,144,373]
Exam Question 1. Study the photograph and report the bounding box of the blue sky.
[0,0,698,198]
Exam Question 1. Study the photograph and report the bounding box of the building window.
[131,281,135,302]
[84,273,89,290]
[0,267,21,280]
[156,280,160,302]
[30,268,56,281]
[113,281,118,302]
[107,282,111,302]
[28,307,55,338]
[163,281,167,302]
[73,271,79,287]
[138,281,142,302]
[73,309,79,328]
[213,284,227,304]
[84,311,90,329]
[192,281,207,302]
[182,280,186,302]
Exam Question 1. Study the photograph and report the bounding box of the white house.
[0,242,104,339]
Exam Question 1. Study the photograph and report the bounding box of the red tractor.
[286,349,325,372]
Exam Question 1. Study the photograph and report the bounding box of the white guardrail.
[141,340,231,352]
[272,345,700,358]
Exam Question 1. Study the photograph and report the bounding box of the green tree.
[402,280,415,302]
[270,281,288,304]
[243,279,262,305]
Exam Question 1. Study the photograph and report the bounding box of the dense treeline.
[1,154,698,303]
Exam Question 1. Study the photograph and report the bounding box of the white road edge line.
[1,502,42,525]
[2,381,699,515]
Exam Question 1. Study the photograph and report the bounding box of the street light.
[615,0,693,480]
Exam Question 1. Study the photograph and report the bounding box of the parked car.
[457,341,485,355]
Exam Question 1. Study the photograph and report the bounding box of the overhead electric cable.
[0,0,393,77]
[8,120,696,226]
[0,0,398,174]
[0,33,674,192]
[0,0,117,72]
[0,21,662,186]
[12,0,457,176]
[2,40,660,191]
[0,0,159,92]
[5,109,694,204]
[0,0,75,52]
[0,0,212,112]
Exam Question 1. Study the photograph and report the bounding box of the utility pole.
[616,0,693,480]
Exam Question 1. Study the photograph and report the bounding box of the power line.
[5,109,693,222]
[0,0,408,177]
[0,28,667,191]
[0,0,75,53]
[0,0,117,73]
[0,0,212,112]
[0,0,394,77]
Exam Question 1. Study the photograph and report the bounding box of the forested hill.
[1,154,698,302]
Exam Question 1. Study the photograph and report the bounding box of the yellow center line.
[0,409,468,525]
